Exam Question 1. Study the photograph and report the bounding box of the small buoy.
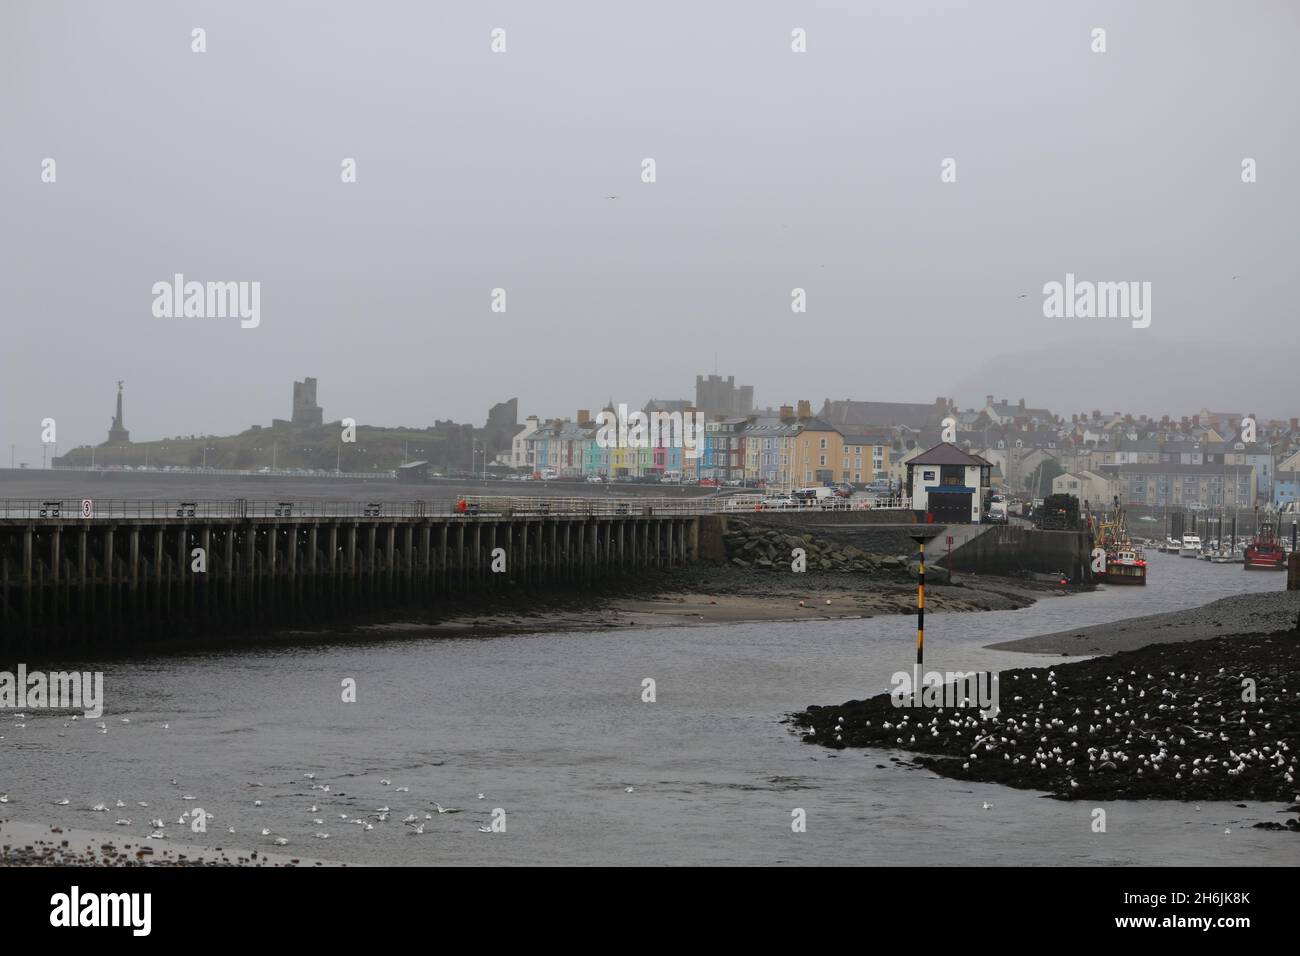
[798,600,806,608]
[825,599,831,606]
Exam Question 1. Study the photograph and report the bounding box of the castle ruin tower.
[291,377,324,427]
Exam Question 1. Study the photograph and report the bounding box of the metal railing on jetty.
[0,495,913,521]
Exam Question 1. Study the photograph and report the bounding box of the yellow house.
[781,402,843,486]
[837,432,891,484]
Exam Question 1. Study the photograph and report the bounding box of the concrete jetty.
[0,498,697,654]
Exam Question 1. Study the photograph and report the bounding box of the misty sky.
[2,0,1297,462]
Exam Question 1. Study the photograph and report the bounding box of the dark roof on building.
[820,399,943,431]
[908,442,992,467]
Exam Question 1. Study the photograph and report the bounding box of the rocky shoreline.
[793,619,1300,820]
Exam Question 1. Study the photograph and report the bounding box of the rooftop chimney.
[577,409,590,425]
[779,404,795,422]
[796,399,812,419]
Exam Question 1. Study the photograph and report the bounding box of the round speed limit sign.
[81,498,94,519]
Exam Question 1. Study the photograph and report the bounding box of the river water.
[3,552,1296,865]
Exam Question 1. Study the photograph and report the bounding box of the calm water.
[3,553,1295,866]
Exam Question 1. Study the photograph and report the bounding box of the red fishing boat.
[1105,542,1148,584]
[1094,511,1147,584]
[1243,515,1287,571]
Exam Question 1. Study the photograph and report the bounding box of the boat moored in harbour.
[1244,514,1287,571]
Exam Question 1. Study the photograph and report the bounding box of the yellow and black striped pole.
[908,528,940,707]
[915,538,925,707]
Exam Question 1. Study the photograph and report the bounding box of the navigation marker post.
[908,526,943,707]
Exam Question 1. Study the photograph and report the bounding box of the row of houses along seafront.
[509,400,892,487]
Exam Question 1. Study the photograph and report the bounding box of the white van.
[794,487,836,502]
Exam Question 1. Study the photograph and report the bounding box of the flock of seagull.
[819,664,1298,803]
[2,712,509,847]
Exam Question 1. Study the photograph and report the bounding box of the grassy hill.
[54,421,480,474]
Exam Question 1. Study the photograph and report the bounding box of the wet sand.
[348,569,1059,640]
[988,590,1300,655]
[0,820,336,867]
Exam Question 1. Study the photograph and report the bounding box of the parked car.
[585,475,604,483]
[762,494,799,509]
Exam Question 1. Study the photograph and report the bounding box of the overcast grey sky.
[2,0,1297,460]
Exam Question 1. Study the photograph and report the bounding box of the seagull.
[433,802,461,814]
[120,717,130,724]
[0,794,8,803]
[228,827,236,834]
[150,818,164,828]
[260,828,271,836]
[606,195,617,200]
[91,803,108,812]
[405,822,425,834]
[981,801,992,809]
[402,813,419,823]
[308,805,319,813]
[115,800,126,808]
[254,800,262,807]
[394,786,410,793]
[314,832,330,839]
[162,723,169,730]
[477,793,485,800]
[137,802,149,807]
[304,773,316,780]
[148,830,167,840]
[114,819,131,826]
[312,818,324,825]
[624,787,634,793]
[477,825,493,833]
[273,837,289,846]
[380,779,392,786]
[374,805,391,813]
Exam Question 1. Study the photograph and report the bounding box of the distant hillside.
[948,340,1295,422]
[54,421,494,474]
